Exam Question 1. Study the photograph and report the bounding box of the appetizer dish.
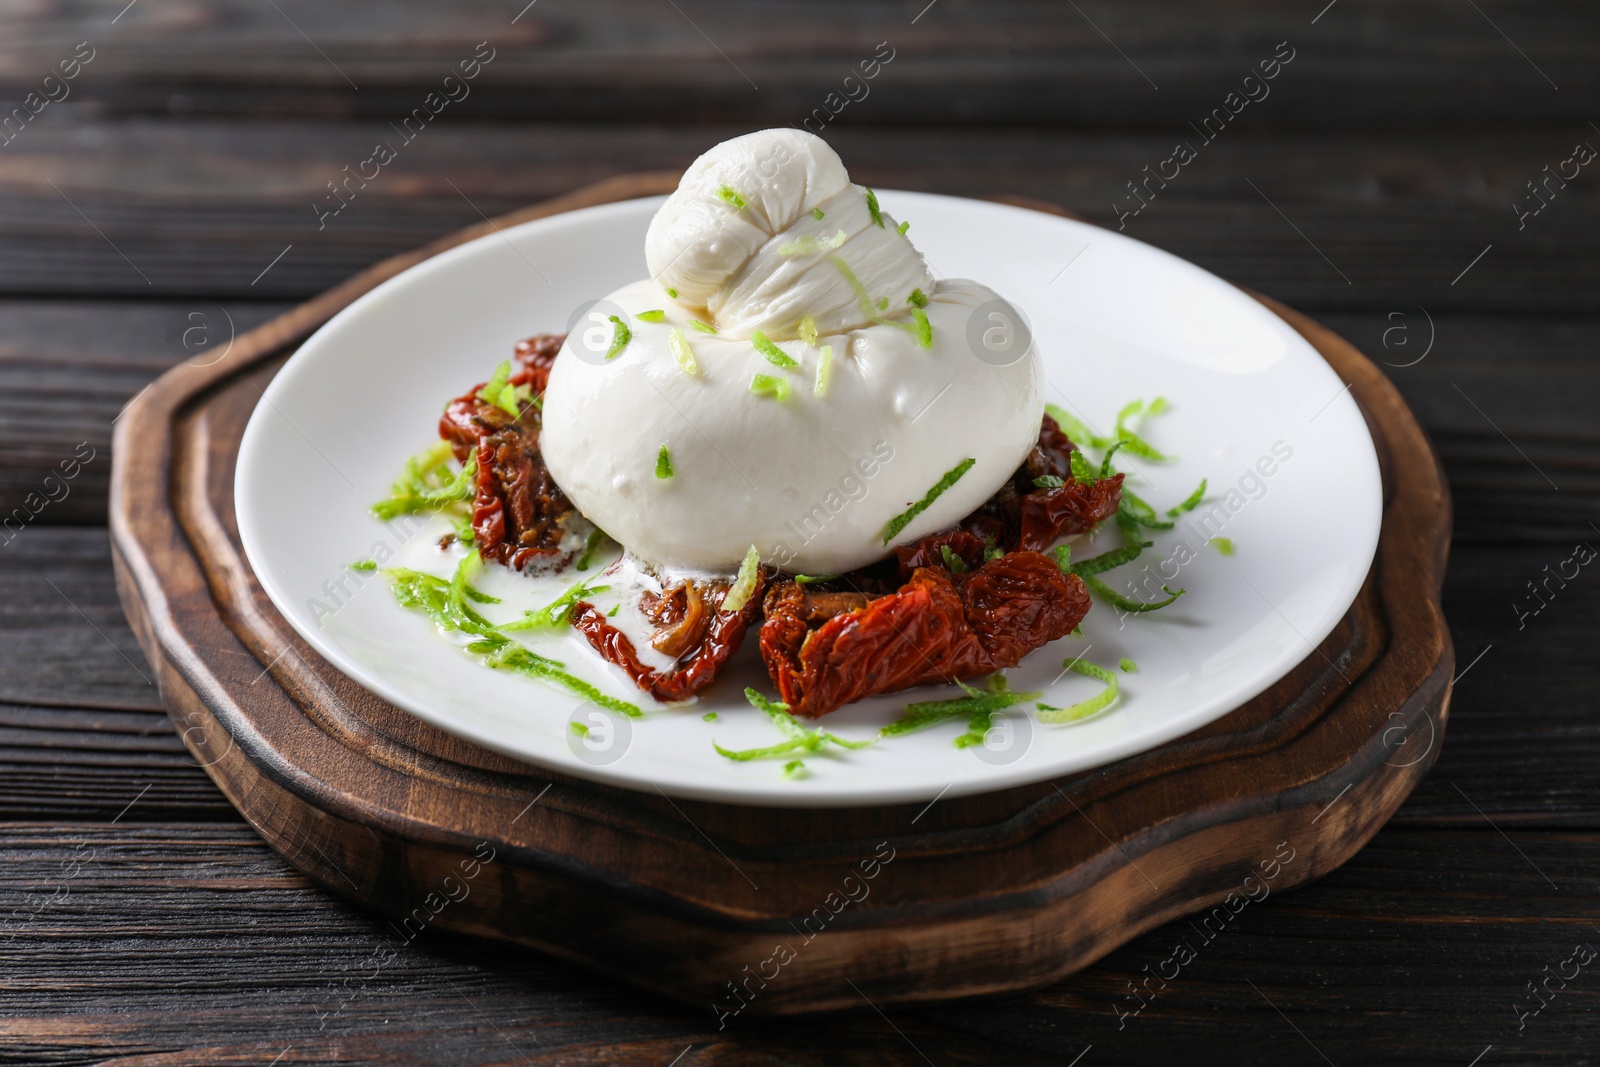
[371,131,1190,753]
[235,129,1381,805]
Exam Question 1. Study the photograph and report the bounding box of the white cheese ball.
[541,131,1043,574]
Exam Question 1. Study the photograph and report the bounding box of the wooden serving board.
[110,175,1452,1017]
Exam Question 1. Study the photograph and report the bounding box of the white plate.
[235,191,1381,808]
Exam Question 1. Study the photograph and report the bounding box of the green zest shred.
[606,315,631,360]
[1168,478,1208,517]
[907,288,927,308]
[720,544,762,613]
[793,573,839,585]
[912,308,933,348]
[1115,398,1173,461]
[383,558,639,717]
[1036,657,1118,724]
[575,527,608,571]
[882,675,1039,741]
[751,330,799,369]
[371,441,477,521]
[475,359,533,418]
[1044,403,1112,450]
[499,575,612,633]
[777,230,848,256]
[1120,657,1138,672]
[655,443,674,479]
[1083,574,1183,613]
[714,688,873,762]
[812,208,825,220]
[668,328,700,376]
[783,760,807,778]
[702,711,718,722]
[897,220,910,236]
[636,309,666,322]
[864,187,884,227]
[687,318,718,334]
[798,315,818,345]
[350,559,378,572]
[1068,449,1098,485]
[750,373,791,401]
[813,344,833,397]
[1119,489,1176,531]
[665,287,678,298]
[717,184,747,209]
[881,457,975,544]
[1211,537,1235,556]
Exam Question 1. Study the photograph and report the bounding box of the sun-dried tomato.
[951,413,1124,553]
[569,571,768,703]
[760,552,1089,718]
[438,333,576,570]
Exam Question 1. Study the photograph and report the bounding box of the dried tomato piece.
[923,413,1123,556]
[760,552,1089,718]
[437,333,577,571]
[1014,473,1124,552]
[569,572,768,703]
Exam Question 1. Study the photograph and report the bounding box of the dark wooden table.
[2,2,1596,1063]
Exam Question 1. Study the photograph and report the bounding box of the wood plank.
[0,0,1593,127]
[0,527,159,711]
[3,302,1594,538]
[0,121,1596,312]
[0,824,1593,1063]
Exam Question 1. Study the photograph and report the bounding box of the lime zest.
[1083,573,1183,612]
[655,443,673,479]
[1168,478,1208,517]
[1119,657,1138,672]
[881,675,1039,741]
[382,559,640,717]
[570,721,589,738]
[777,229,847,256]
[721,544,762,613]
[828,254,916,337]
[940,544,968,573]
[636,309,666,322]
[687,318,718,334]
[668,328,700,376]
[813,343,833,397]
[864,187,884,228]
[1115,398,1174,461]
[1036,657,1118,724]
[793,573,839,585]
[1211,537,1235,556]
[912,308,933,348]
[714,687,873,762]
[783,760,807,778]
[798,314,818,346]
[751,330,799,369]
[750,373,791,401]
[881,457,975,544]
[812,208,825,220]
[907,288,927,308]
[350,559,377,572]
[605,315,631,360]
[665,286,678,298]
[607,603,620,617]
[371,441,476,521]
[1044,403,1112,450]
[897,220,910,236]
[499,576,612,633]
[575,527,608,571]
[702,711,718,722]
[717,184,747,209]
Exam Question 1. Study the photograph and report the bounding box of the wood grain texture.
[0,0,1593,127]
[1,120,1597,312]
[2,824,1595,1065]
[104,176,1453,1013]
